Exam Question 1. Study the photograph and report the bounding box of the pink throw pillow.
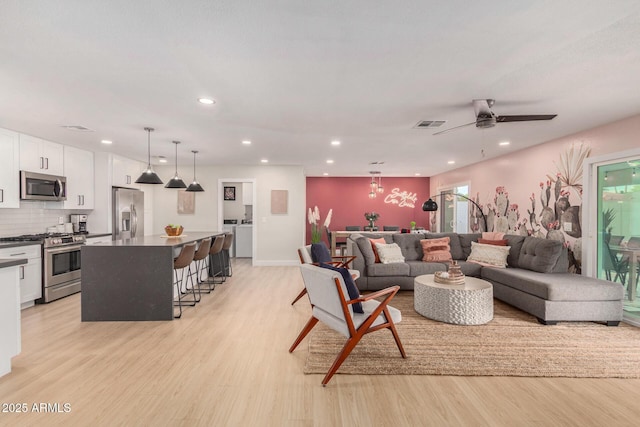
[478,238,508,246]
[421,237,452,262]
[482,231,505,240]
[369,238,386,263]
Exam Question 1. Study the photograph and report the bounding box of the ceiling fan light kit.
[433,99,557,136]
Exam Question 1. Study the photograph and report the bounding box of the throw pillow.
[478,238,509,246]
[374,243,405,264]
[319,263,363,313]
[467,241,511,268]
[482,231,505,240]
[420,237,452,262]
[369,237,387,263]
[310,242,332,264]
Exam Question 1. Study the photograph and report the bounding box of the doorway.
[584,149,640,325]
[217,179,256,261]
[436,184,470,233]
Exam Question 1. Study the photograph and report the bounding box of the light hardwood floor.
[1,259,639,426]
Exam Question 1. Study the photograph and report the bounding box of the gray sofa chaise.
[346,232,624,325]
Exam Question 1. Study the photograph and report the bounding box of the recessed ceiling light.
[447,160,455,165]
[261,159,268,163]
[198,98,215,105]
[331,140,341,146]
[323,172,329,176]
[414,173,421,176]
[101,139,112,144]
[242,140,251,145]
[499,141,510,146]
[326,159,334,164]
[158,156,168,163]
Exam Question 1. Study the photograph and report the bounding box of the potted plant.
[364,212,380,229]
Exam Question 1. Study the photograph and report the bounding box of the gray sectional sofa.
[347,232,624,325]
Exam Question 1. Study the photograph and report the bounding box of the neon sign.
[384,188,417,208]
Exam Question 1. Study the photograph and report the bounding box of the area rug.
[303,292,640,378]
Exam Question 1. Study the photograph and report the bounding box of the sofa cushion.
[504,235,525,268]
[467,241,510,268]
[407,261,447,276]
[356,236,391,266]
[518,237,563,273]
[455,260,483,277]
[426,233,463,259]
[367,262,410,277]
[481,268,624,301]
[458,233,481,259]
[392,233,426,261]
[420,237,452,262]
[375,243,405,264]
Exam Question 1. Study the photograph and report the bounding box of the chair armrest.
[348,286,400,304]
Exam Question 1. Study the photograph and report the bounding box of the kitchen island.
[0,257,26,377]
[81,232,224,321]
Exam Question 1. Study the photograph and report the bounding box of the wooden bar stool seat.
[173,242,197,319]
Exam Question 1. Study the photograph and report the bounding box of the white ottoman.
[414,274,493,325]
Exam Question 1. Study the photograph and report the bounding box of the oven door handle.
[45,245,83,255]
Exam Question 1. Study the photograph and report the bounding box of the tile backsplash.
[0,201,89,237]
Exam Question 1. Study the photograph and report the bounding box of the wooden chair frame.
[291,247,357,305]
[289,275,406,385]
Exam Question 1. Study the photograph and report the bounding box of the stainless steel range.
[0,233,86,303]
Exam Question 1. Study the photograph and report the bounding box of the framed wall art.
[177,190,195,214]
[224,186,236,201]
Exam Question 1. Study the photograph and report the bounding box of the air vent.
[414,120,446,129]
[61,125,94,132]
[369,161,385,165]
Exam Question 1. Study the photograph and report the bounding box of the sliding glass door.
[437,184,470,233]
[595,158,640,323]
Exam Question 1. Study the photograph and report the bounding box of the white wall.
[152,164,305,265]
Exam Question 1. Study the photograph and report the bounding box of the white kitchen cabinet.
[0,245,41,308]
[235,224,253,257]
[242,182,253,205]
[0,264,21,378]
[0,128,20,208]
[63,146,95,209]
[112,155,143,189]
[85,235,113,245]
[19,134,64,175]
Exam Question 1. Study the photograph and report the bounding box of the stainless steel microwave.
[20,171,67,201]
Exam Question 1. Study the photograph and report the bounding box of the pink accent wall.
[306,176,430,244]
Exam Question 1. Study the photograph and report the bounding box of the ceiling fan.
[433,99,557,135]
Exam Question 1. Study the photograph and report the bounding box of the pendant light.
[186,150,204,192]
[165,141,187,188]
[377,175,384,193]
[135,127,163,184]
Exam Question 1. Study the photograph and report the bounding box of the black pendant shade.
[165,140,187,189]
[185,150,204,192]
[422,198,438,211]
[135,127,164,185]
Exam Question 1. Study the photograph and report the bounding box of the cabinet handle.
[81,195,85,205]
[45,157,49,169]
[78,195,82,206]
[40,157,44,169]
[126,175,131,184]
[10,252,26,256]
[0,188,3,203]
[20,266,25,280]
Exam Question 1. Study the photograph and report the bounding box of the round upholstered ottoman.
[414,274,494,325]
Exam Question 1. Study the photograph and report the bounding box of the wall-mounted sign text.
[384,188,417,208]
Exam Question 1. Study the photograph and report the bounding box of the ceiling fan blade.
[496,114,557,122]
[432,121,476,135]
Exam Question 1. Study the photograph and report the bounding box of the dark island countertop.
[0,258,28,269]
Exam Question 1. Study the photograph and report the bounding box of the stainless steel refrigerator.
[112,187,144,239]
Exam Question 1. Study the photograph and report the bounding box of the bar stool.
[173,242,197,319]
[221,232,234,281]
[191,237,212,294]
[202,234,225,290]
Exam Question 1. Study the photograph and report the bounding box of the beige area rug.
[304,292,640,378]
